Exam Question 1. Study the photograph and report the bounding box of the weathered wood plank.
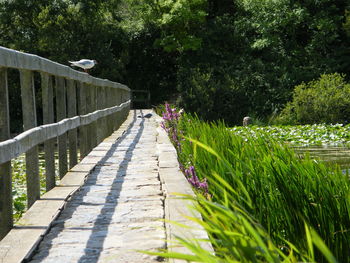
[107,87,114,135]
[0,46,132,246]
[20,69,40,208]
[96,87,104,144]
[114,89,121,130]
[0,46,130,92]
[103,87,109,138]
[67,79,78,168]
[41,72,56,191]
[0,112,135,262]
[0,183,81,263]
[55,77,68,179]
[0,101,130,164]
[0,67,13,239]
[90,85,97,148]
[86,85,93,153]
[78,82,88,160]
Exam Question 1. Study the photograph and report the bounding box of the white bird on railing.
[68,59,97,73]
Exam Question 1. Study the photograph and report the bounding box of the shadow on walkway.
[29,109,148,262]
[77,110,145,262]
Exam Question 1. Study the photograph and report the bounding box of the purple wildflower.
[179,163,185,173]
[189,166,196,177]
[198,178,208,193]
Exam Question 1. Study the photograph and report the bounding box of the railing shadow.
[29,109,146,262]
[77,109,145,262]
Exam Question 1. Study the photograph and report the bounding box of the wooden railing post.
[91,85,97,148]
[55,77,68,179]
[124,90,129,118]
[96,87,104,144]
[0,67,13,239]
[41,73,56,191]
[78,82,88,160]
[0,47,131,239]
[20,69,40,208]
[114,89,121,130]
[85,85,93,153]
[120,90,126,118]
[67,79,78,168]
[107,87,114,135]
[103,87,109,138]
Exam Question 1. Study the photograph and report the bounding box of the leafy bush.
[278,73,350,124]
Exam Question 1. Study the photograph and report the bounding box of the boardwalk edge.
[154,113,214,263]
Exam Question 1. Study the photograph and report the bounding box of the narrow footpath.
[29,110,166,263]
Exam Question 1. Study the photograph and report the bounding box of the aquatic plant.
[11,152,59,221]
[161,113,350,262]
[231,123,350,146]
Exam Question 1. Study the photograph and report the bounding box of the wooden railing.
[0,46,130,239]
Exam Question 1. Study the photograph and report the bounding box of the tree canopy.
[1,0,349,124]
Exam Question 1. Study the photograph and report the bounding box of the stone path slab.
[28,109,166,263]
[0,109,212,263]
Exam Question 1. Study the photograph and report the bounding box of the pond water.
[292,146,350,171]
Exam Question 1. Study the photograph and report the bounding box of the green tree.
[176,0,350,123]
[119,0,207,52]
[0,0,127,81]
[1,0,349,124]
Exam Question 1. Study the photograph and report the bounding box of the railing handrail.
[0,100,130,164]
[0,46,130,91]
[0,46,131,240]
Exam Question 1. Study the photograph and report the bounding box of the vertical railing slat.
[67,79,78,168]
[85,85,93,153]
[0,47,131,240]
[107,87,114,135]
[114,89,121,130]
[91,85,97,148]
[96,87,104,144]
[41,72,56,191]
[20,69,40,208]
[78,82,88,160]
[55,77,68,179]
[103,87,109,138]
[0,67,13,239]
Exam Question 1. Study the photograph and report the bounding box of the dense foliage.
[277,73,350,124]
[160,108,350,262]
[1,0,349,126]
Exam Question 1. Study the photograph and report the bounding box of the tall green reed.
[144,140,339,262]
[172,114,349,262]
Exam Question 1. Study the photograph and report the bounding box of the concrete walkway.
[29,110,166,262]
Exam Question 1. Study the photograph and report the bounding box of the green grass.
[160,113,350,262]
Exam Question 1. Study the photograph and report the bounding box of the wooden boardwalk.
[0,109,211,263]
[28,109,165,262]
[0,47,211,263]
